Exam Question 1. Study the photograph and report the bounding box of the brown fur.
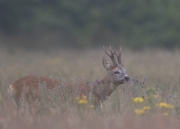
[10,75,121,107]
[9,47,129,107]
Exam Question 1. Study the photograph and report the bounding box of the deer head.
[102,46,130,85]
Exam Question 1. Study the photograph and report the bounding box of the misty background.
[0,0,180,50]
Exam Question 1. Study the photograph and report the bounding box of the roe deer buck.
[9,46,130,107]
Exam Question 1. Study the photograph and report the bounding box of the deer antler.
[112,46,122,65]
[103,46,118,67]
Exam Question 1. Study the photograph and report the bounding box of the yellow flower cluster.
[90,105,95,108]
[156,102,174,109]
[147,87,155,91]
[133,97,144,103]
[134,106,151,115]
[142,106,151,111]
[145,95,158,99]
[76,95,88,105]
[134,109,145,115]
[153,95,158,99]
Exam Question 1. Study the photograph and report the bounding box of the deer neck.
[91,75,119,103]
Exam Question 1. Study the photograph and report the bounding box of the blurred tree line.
[0,0,180,49]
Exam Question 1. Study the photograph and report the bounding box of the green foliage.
[0,0,180,49]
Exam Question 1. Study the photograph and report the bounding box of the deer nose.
[124,76,130,81]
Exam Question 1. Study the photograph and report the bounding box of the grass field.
[0,48,180,129]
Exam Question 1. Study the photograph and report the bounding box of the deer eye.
[114,71,120,74]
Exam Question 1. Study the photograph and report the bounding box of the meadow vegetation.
[0,48,180,129]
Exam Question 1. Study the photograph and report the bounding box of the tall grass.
[0,48,180,129]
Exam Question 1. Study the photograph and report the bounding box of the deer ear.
[102,56,111,70]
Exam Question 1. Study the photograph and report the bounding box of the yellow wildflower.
[134,109,145,115]
[156,102,174,109]
[162,112,169,116]
[81,95,87,100]
[145,95,157,99]
[78,99,88,104]
[142,106,151,111]
[90,105,95,108]
[75,97,80,101]
[133,97,144,103]
[76,95,88,105]
[147,87,155,91]
[153,95,157,99]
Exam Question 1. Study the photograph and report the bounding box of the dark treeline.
[0,0,180,49]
